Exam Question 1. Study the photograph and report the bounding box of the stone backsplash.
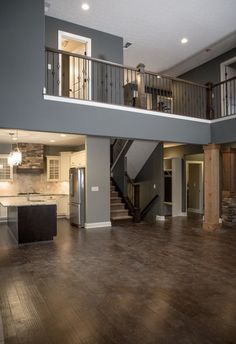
[222,196,236,227]
[0,173,69,196]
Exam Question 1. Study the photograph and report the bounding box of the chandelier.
[8,132,22,166]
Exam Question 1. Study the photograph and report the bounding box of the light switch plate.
[91,186,99,192]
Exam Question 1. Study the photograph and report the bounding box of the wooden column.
[203,144,220,230]
[136,63,147,109]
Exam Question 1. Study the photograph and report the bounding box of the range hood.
[16,143,44,174]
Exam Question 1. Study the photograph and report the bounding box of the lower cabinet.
[57,196,69,218]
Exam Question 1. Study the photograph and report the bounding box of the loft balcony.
[45,47,236,120]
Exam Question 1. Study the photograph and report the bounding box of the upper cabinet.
[71,151,86,168]
[46,156,60,181]
[60,152,71,182]
[0,155,13,181]
[47,150,86,181]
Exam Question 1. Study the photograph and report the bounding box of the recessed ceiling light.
[60,134,67,137]
[50,139,55,143]
[12,137,18,141]
[81,3,90,10]
[157,75,161,79]
[181,37,188,44]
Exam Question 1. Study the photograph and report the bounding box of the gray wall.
[45,16,123,63]
[0,144,11,154]
[85,136,110,224]
[211,118,236,144]
[135,143,164,221]
[0,0,211,145]
[180,48,236,85]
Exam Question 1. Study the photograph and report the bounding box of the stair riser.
[111,198,122,203]
[111,210,129,217]
[111,204,125,210]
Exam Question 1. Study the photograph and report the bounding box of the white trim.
[211,113,236,123]
[0,218,7,223]
[84,221,112,229]
[156,215,165,221]
[220,56,236,83]
[58,31,92,100]
[43,95,211,123]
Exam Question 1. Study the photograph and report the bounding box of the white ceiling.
[46,0,236,75]
[0,129,85,146]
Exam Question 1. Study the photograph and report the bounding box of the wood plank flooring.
[0,216,236,343]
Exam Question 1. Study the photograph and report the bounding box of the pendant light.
[8,131,22,166]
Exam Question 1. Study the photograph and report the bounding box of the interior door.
[187,163,203,213]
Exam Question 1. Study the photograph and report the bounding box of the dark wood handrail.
[45,47,207,89]
[125,172,139,188]
[140,194,159,221]
[212,76,236,88]
[46,47,137,71]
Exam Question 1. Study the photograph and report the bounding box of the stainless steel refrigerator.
[69,167,85,227]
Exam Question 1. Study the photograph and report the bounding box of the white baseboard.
[0,218,7,223]
[85,221,112,229]
[181,212,187,216]
[156,215,165,221]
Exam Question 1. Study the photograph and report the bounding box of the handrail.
[111,140,130,172]
[212,76,236,88]
[45,47,207,89]
[140,194,159,221]
[46,47,137,72]
[125,172,138,188]
[145,70,208,89]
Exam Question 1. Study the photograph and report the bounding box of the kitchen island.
[0,199,57,244]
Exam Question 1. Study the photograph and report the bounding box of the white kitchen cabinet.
[57,195,69,218]
[60,152,71,182]
[46,156,60,181]
[71,150,86,168]
[0,155,13,181]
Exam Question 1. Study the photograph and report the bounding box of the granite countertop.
[0,200,57,207]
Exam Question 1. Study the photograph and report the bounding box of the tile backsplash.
[0,173,69,196]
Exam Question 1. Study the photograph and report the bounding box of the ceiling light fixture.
[181,37,188,44]
[8,131,22,166]
[50,139,55,143]
[60,134,67,137]
[81,3,90,10]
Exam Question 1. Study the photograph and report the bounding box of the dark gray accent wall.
[211,118,236,144]
[45,16,123,63]
[44,144,85,156]
[0,0,210,146]
[135,143,164,221]
[180,48,236,84]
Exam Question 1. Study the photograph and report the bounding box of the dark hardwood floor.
[0,216,236,344]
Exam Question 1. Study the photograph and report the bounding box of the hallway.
[0,217,236,343]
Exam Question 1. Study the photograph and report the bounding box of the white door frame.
[186,161,204,214]
[58,30,92,99]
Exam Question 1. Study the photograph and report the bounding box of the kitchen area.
[0,129,86,245]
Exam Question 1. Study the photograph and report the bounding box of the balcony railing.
[211,77,236,119]
[45,47,236,120]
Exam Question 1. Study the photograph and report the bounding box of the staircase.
[110,179,133,223]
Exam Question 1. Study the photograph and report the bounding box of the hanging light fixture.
[8,131,22,166]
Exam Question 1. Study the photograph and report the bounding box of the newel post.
[136,63,147,109]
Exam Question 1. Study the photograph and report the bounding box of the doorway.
[58,31,92,100]
[186,161,204,214]
[220,56,236,117]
